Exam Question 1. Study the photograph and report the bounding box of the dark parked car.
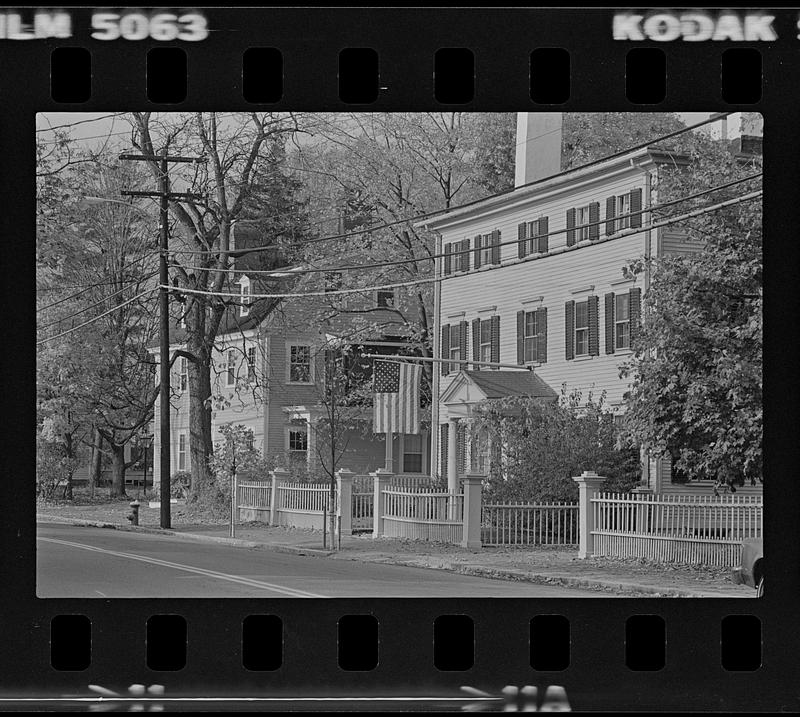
[732,538,763,596]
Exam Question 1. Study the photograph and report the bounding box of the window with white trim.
[178,434,187,471]
[576,205,591,242]
[479,318,492,364]
[477,234,492,266]
[376,289,395,308]
[289,345,312,383]
[448,324,461,369]
[575,300,589,356]
[239,276,251,317]
[180,357,188,392]
[452,242,465,273]
[247,346,256,381]
[615,194,631,231]
[523,311,542,362]
[226,349,237,386]
[288,427,308,453]
[615,293,631,349]
[402,433,423,473]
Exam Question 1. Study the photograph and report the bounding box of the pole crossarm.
[119,153,206,163]
[361,353,534,371]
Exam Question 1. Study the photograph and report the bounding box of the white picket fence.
[482,502,579,546]
[382,487,464,543]
[590,491,763,567]
[237,479,333,529]
[351,474,437,533]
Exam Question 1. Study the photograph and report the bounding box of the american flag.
[372,359,421,434]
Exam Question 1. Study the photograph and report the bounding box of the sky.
[37,111,717,149]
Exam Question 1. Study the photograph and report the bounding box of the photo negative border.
[3,6,796,711]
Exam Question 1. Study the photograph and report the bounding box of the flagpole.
[362,353,534,371]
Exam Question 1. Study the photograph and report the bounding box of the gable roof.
[463,370,558,400]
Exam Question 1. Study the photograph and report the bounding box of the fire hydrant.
[127,500,140,526]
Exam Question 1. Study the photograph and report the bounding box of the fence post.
[372,468,393,539]
[270,468,288,526]
[461,472,483,549]
[336,468,354,537]
[572,470,606,559]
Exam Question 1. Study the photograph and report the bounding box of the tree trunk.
[62,433,75,501]
[109,443,127,498]
[89,426,102,499]
[187,343,214,501]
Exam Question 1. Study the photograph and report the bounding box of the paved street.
[37,523,607,598]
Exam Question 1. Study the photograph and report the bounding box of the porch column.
[572,470,606,559]
[384,431,394,472]
[447,418,459,494]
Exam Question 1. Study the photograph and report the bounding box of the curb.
[37,515,728,597]
[36,514,336,556]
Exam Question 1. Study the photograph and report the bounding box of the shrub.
[36,438,78,500]
[169,471,192,499]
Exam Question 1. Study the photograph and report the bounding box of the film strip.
[3,6,797,712]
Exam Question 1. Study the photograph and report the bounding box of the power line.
[165,112,737,259]
[172,173,761,278]
[36,190,760,345]
[36,288,157,346]
[36,113,128,133]
[37,270,160,327]
[163,189,761,303]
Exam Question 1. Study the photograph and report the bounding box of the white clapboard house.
[418,112,762,497]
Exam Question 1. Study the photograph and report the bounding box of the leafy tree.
[620,132,762,488]
[472,389,640,502]
[126,112,313,500]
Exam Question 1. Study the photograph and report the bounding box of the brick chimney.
[514,112,563,188]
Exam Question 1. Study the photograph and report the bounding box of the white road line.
[38,537,325,598]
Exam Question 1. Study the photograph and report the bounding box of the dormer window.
[239,275,251,317]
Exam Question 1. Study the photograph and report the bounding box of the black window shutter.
[606,196,616,236]
[459,320,468,369]
[629,287,642,343]
[474,234,482,268]
[538,216,549,254]
[440,423,448,477]
[440,324,450,376]
[565,301,575,360]
[537,307,547,363]
[589,202,600,241]
[518,224,527,259]
[566,208,576,247]
[588,295,599,356]
[605,292,615,354]
[630,188,643,229]
[490,315,500,366]
[516,310,525,364]
[472,318,481,367]
[444,243,452,275]
[462,238,471,272]
[491,229,501,265]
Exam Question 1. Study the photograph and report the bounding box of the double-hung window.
[239,276,251,317]
[448,325,461,371]
[576,205,591,242]
[615,294,631,349]
[247,346,256,381]
[524,311,540,362]
[180,357,188,392]
[178,434,187,471]
[479,319,492,365]
[574,300,589,356]
[478,234,493,266]
[288,427,308,453]
[226,349,237,386]
[615,194,631,231]
[289,345,312,383]
[402,434,423,473]
[452,243,465,273]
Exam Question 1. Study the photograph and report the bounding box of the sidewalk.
[37,509,754,598]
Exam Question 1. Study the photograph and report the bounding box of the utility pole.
[120,149,204,529]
